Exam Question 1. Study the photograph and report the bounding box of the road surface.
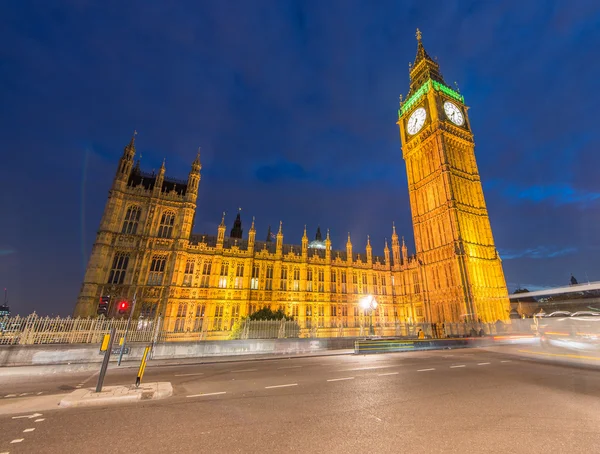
[1,345,599,453]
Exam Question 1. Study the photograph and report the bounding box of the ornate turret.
[401,236,408,264]
[302,225,308,258]
[276,221,283,255]
[366,235,372,264]
[325,229,331,261]
[115,131,137,186]
[230,208,243,239]
[154,158,166,194]
[315,226,323,242]
[384,239,390,267]
[217,212,226,249]
[248,216,256,252]
[346,233,353,264]
[186,148,202,201]
[391,222,401,265]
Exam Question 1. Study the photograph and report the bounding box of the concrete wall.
[0,338,357,368]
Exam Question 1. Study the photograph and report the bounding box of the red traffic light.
[118,301,129,314]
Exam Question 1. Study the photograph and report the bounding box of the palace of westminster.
[74,31,511,332]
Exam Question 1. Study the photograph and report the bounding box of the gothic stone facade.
[74,32,510,329]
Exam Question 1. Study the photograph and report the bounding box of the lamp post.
[360,295,378,337]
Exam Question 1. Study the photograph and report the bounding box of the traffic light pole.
[117,290,137,366]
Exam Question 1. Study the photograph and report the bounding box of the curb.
[58,382,173,408]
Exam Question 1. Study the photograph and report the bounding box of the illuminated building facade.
[74,31,510,330]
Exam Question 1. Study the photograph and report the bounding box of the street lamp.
[360,295,378,336]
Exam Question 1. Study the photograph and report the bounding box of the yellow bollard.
[100,333,110,352]
[135,346,151,388]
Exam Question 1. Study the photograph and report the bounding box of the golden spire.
[220,211,226,226]
[366,235,371,247]
[416,28,422,42]
[326,228,330,240]
[278,220,283,234]
[250,216,255,230]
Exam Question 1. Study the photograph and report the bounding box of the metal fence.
[0,314,537,346]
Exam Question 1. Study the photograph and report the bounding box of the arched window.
[158,211,175,238]
[107,252,129,285]
[121,206,141,234]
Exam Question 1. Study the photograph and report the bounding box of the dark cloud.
[1,0,599,315]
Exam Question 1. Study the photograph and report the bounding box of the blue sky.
[1,0,600,315]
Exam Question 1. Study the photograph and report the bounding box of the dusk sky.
[2,1,600,316]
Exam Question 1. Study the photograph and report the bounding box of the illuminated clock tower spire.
[397,29,510,323]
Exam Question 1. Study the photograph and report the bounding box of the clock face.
[407,107,427,135]
[443,101,464,126]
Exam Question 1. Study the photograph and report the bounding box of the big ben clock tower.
[398,29,510,323]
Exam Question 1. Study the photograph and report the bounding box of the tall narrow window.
[280,266,288,291]
[331,271,337,293]
[251,264,260,290]
[121,206,141,234]
[174,303,187,332]
[413,272,420,294]
[147,256,166,285]
[318,269,324,292]
[200,262,211,288]
[381,275,387,295]
[341,271,347,294]
[108,252,129,285]
[234,263,244,289]
[183,260,194,286]
[219,262,229,288]
[307,268,313,292]
[193,304,205,331]
[372,275,378,295]
[353,273,358,294]
[265,265,273,290]
[293,268,300,291]
[230,304,240,329]
[158,211,175,238]
[214,304,224,330]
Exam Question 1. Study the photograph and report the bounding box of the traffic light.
[97,296,110,316]
[117,300,129,315]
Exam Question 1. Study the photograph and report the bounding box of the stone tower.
[73,134,201,318]
[397,30,510,323]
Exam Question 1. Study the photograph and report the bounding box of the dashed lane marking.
[35,419,45,422]
[418,368,435,372]
[4,394,17,398]
[450,365,466,368]
[11,439,24,444]
[277,365,302,369]
[327,377,354,382]
[23,428,35,433]
[36,392,43,395]
[378,372,399,376]
[187,392,227,398]
[339,366,396,372]
[265,383,298,389]
[501,360,512,363]
[175,373,204,377]
[230,369,258,373]
[478,362,491,365]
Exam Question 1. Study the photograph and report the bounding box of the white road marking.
[265,383,298,389]
[175,373,204,377]
[12,413,42,420]
[231,369,258,373]
[418,368,435,372]
[187,392,227,398]
[501,360,511,363]
[339,366,395,371]
[327,377,354,382]
[36,392,43,395]
[11,439,24,443]
[19,393,31,397]
[478,362,491,365]
[277,365,302,369]
[450,365,466,368]
[23,428,35,433]
[378,372,399,376]
[5,394,17,398]
[35,419,45,422]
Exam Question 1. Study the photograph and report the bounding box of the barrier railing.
[0,314,536,346]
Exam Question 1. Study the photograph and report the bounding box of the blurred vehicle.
[539,311,600,353]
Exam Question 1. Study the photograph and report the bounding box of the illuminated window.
[158,211,175,238]
[108,252,129,285]
[318,269,324,292]
[293,268,300,291]
[213,304,224,330]
[200,262,211,288]
[381,275,387,295]
[292,305,299,317]
[307,268,313,292]
[193,304,205,331]
[230,304,240,329]
[219,262,229,288]
[280,266,287,290]
[331,306,337,317]
[174,303,187,332]
[372,275,378,295]
[251,265,260,290]
[341,272,347,293]
[265,265,273,290]
[183,260,194,286]
[331,271,337,293]
[234,263,244,289]
[121,206,141,235]
[147,256,166,285]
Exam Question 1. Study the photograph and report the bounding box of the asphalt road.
[1,346,600,453]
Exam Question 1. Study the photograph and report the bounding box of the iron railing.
[0,314,537,346]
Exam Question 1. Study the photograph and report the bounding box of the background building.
[74,31,510,330]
